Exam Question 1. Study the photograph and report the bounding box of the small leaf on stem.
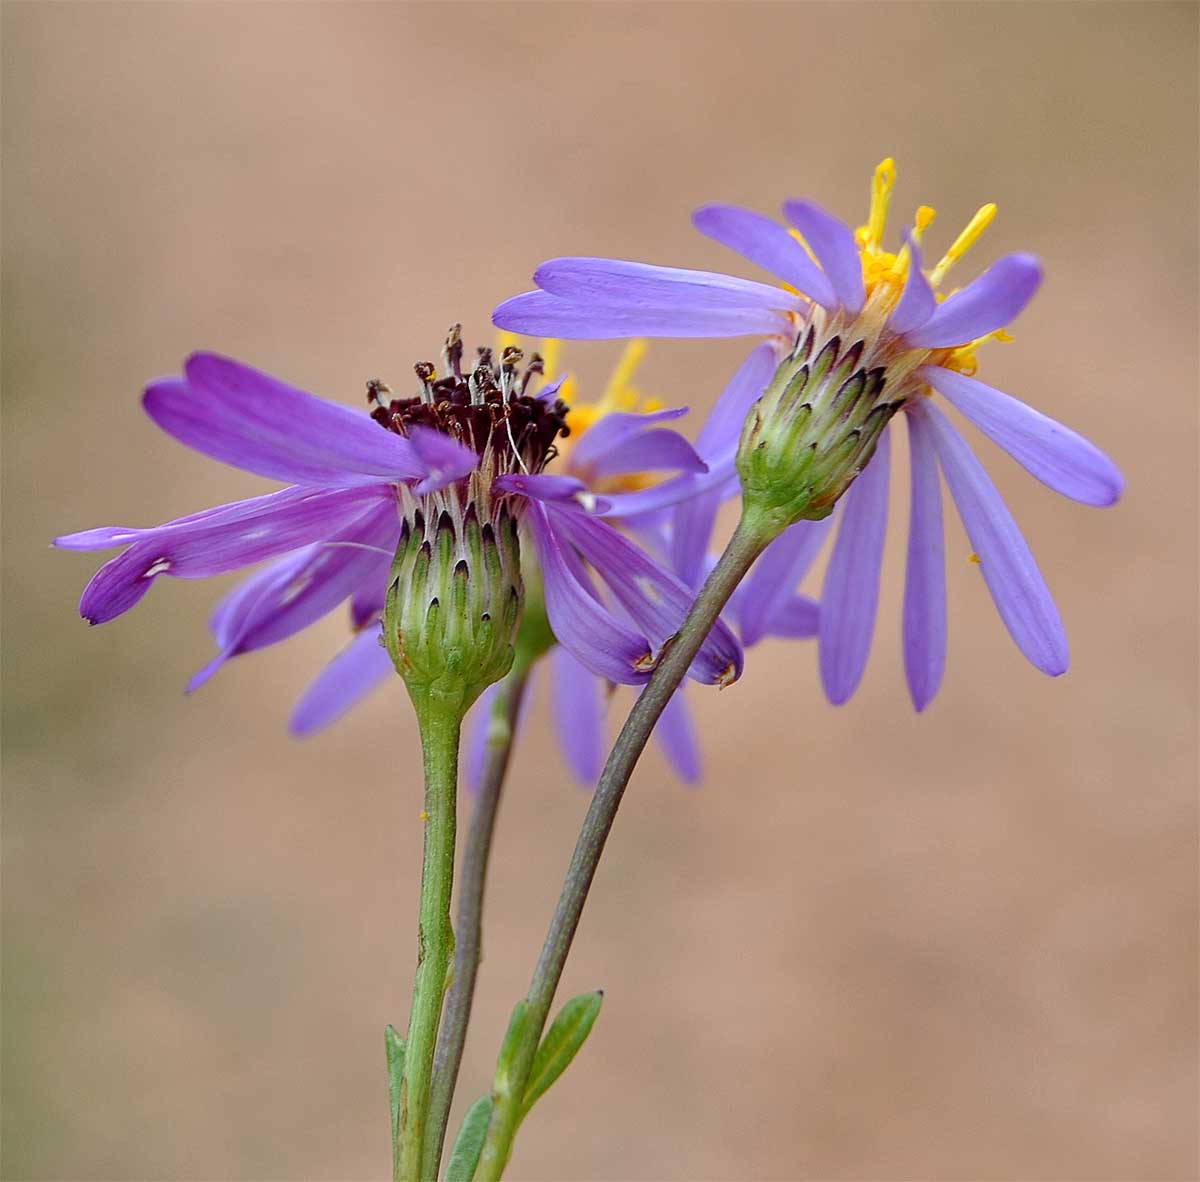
[520,990,603,1119]
[445,1094,493,1182]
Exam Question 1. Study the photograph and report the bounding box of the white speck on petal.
[143,558,171,578]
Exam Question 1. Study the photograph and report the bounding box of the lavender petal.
[738,518,833,646]
[552,646,607,785]
[887,235,937,335]
[905,254,1042,348]
[781,199,866,313]
[288,626,393,736]
[923,366,1123,506]
[492,290,793,340]
[691,204,838,308]
[654,688,702,784]
[919,400,1068,675]
[902,410,947,711]
[819,429,891,704]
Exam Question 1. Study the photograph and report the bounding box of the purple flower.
[57,335,743,718]
[493,159,1123,709]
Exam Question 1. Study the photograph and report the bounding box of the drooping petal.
[535,375,568,403]
[693,342,782,467]
[69,485,393,625]
[761,593,820,639]
[189,503,400,690]
[493,290,793,340]
[547,505,743,686]
[523,501,656,685]
[348,548,394,629]
[887,235,937,335]
[781,199,865,314]
[567,407,689,472]
[552,646,607,785]
[669,485,723,589]
[738,517,834,646]
[464,669,537,793]
[923,366,1123,506]
[919,400,1068,675]
[902,410,947,711]
[584,429,707,481]
[904,254,1042,348]
[819,429,891,704]
[691,204,838,308]
[406,426,483,495]
[533,257,805,314]
[288,626,393,736]
[653,688,702,784]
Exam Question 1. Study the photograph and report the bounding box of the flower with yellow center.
[495,158,1123,711]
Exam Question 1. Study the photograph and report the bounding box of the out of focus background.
[3,3,1197,1179]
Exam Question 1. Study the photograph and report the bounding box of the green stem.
[422,668,530,1180]
[475,508,774,1180]
[397,698,462,1182]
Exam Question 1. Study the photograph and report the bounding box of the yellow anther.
[930,203,997,287]
[539,338,562,381]
[913,205,937,241]
[601,339,648,407]
[865,157,897,250]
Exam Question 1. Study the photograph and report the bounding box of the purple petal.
[567,407,688,471]
[406,425,481,495]
[493,290,793,340]
[536,375,568,403]
[534,257,805,314]
[819,429,891,704]
[465,683,501,792]
[919,400,1068,675]
[72,485,392,625]
[762,593,819,639]
[583,429,707,481]
[694,343,781,464]
[691,204,838,308]
[902,410,947,711]
[653,688,702,784]
[669,485,723,589]
[288,626,393,736]
[189,504,401,689]
[547,506,743,686]
[738,517,833,646]
[524,501,655,685]
[594,471,734,520]
[781,199,865,314]
[923,366,1123,507]
[552,646,607,785]
[887,235,937,335]
[494,473,610,514]
[904,254,1042,348]
[145,355,474,488]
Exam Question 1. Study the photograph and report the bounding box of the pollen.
[419,810,430,821]
[969,553,982,565]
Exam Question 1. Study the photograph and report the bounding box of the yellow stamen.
[600,339,648,408]
[865,157,896,251]
[539,338,562,382]
[495,329,521,354]
[913,205,937,242]
[930,203,997,287]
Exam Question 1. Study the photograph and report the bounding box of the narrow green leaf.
[494,999,530,1094]
[444,1094,493,1182]
[520,990,603,1119]
[385,1024,406,1143]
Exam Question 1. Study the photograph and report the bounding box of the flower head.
[493,160,1123,709]
[57,330,744,726]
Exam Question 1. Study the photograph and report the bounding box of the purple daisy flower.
[57,334,743,717]
[493,159,1123,709]
[291,339,757,754]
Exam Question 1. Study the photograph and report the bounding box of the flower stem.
[396,696,462,1182]
[475,508,775,1179]
[422,667,531,1180]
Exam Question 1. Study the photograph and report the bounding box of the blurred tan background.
[3,3,1197,1179]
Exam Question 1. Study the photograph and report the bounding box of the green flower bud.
[385,484,523,715]
[737,324,905,529]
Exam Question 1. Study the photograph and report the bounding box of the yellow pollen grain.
[419,810,430,821]
[865,157,896,250]
[969,553,982,565]
[930,203,997,287]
